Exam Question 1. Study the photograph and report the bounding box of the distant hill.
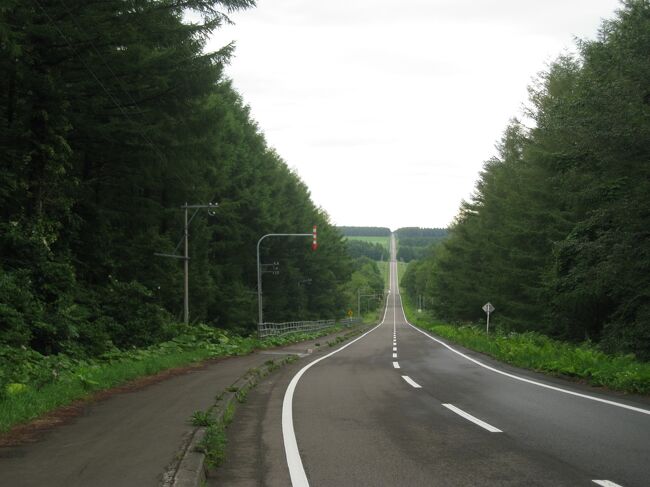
[337,226,391,237]
[395,227,448,238]
[395,227,449,262]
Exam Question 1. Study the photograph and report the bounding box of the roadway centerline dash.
[392,352,397,358]
[402,375,422,388]
[442,404,502,433]
[393,361,400,369]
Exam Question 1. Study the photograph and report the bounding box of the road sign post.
[482,302,495,334]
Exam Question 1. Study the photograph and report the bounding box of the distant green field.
[346,235,390,250]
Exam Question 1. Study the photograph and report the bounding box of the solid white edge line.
[282,293,391,487]
[393,361,400,369]
[404,319,650,416]
[442,403,502,433]
[592,480,624,487]
[402,375,422,388]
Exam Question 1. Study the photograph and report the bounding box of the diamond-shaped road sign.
[482,302,495,314]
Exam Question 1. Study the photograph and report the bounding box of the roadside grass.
[345,235,390,250]
[197,402,234,469]
[0,323,360,434]
[401,295,650,395]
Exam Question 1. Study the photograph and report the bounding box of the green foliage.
[339,257,385,317]
[0,322,361,432]
[0,0,354,360]
[395,227,448,238]
[405,2,650,359]
[395,230,447,262]
[402,295,650,394]
[198,417,228,469]
[191,410,215,427]
[345,236,390,250]
[337,227,391,237]
[346,239,388,260]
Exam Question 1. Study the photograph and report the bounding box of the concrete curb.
[160,324,371,487]
[162,356,296,487]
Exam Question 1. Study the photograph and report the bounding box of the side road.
[0,327,367,487]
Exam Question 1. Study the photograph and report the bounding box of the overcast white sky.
[207,0,621,230]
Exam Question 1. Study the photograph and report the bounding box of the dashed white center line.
[402,375,422,388]
[442,404,502,433]
[392,352,397,358]
[392,346,397,352]
[592,481,624,487]
[393,361,400,369]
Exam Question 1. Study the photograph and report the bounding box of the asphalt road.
[0,338,332,487]
[214,236,650,487]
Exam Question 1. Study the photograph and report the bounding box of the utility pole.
[155,202,218,324]
[183,205,189,324]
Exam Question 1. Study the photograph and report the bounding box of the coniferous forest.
[403,1,650,359]
[0,0,356,357]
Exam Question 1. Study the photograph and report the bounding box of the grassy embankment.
[400,294,650,395]
[0,324,359,434]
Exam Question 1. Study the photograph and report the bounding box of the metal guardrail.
[259,317,361,338]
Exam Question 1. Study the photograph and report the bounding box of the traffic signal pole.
[256,227,317,335]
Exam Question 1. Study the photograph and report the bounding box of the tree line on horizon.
[403,1,650,359]
[337,226,392,237]
[0,0,364,358]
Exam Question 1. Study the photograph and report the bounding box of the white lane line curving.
[405,319,650,416]
[393,361,400,369]
[442,404,502,432]
[282,294,391,486]
[402,376,422,388]
[592,481,624,487]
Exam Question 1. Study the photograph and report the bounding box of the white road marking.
[592,481,624,487]
[442,404,502,433]
[405,320,650,416]
[282,296,391,486]
[402,375,422,388]
[393,346,397,352]
[392,352,397,358]
[393,361,400,369]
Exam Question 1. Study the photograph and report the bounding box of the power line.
[54,0,223,200]
[34,0,169,165]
